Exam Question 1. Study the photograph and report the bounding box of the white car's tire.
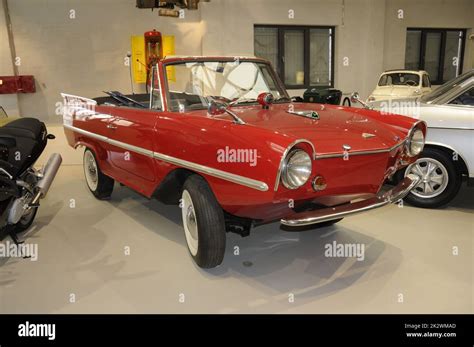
[402,148,461,208]
[181,175,226,268]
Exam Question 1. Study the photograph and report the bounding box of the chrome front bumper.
[280,174,420,227]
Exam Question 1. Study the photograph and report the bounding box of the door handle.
[107,124,117,130]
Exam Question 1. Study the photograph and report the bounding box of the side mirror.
[350,92,361,104]
[350,92,372,109]
[207,100,227,116]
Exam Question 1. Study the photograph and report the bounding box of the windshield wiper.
[274,96,291,103]
[229,97,257,106]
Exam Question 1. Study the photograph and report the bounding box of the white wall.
[1,0,203,122]
[0,1,19,116]
[1,0,473,123]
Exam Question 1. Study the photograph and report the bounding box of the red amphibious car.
[62,56,425,268]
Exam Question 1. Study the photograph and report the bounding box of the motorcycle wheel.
[12,206,38,234]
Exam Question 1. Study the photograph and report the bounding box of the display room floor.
[0,127,472,314]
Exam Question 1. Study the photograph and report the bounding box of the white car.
[359,70,473,208]
[367,70,432,103]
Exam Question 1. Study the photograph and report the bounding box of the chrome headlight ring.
[281,149,312,190]
[405,121,426,157]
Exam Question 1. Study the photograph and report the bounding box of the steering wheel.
[405,80,417,86]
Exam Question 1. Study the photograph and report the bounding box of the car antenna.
[127,52,134,95]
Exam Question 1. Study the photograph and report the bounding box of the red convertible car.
[62,56,425,268]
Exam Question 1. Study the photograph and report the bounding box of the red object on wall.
[0,75,36,94]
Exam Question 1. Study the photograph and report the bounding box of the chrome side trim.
[153,152,268,191]
[274,139,316,191]
[428,126,474,131]
[281,174,420,226]
[64,124,107,142]
[315,140,406,159]
[64,124,268,192]
[108,138,154,158]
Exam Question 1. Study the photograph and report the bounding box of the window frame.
[406,28,467,85]
[254,24,335,89]
[161,58,290,112]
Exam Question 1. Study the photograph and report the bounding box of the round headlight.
[407,128,425,157]
[281,149,312,189]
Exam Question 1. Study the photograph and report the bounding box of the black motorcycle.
[0,117,62,245]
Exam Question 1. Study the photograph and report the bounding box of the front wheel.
[401,148,461,208]
[181,175,226,268]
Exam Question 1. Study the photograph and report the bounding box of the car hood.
[214,103,407,155]
[371,86,418,97]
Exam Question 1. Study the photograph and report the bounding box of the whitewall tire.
[181,175,226,268]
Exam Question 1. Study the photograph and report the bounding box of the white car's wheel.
[402,148,461,208]
[83,149,114,200]
[181,175,226,268]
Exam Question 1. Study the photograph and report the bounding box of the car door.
[106,106,158,183]
[105,66,164,192]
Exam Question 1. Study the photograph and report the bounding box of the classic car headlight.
[406,128,425,157]
[281,149,312,189]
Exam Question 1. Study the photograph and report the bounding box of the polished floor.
[0,127,472,313]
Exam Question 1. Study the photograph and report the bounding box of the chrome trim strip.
[274,139,316,191]
[156,63,165,111]
[281,174,420,226]
[64,124,108,142]
[108,138,154,158]
[428,126,474,131]
[153,152,268,191]
[315,140,406,159]
[64,124,268,192]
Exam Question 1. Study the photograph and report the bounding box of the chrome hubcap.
[84,151,98,191]
[182,190,199,256]
[405,158,449,198]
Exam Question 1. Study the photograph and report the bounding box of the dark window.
[405,28,466,85]
[254,25,335,89]
[450,87,474,106]
[378,73,420,86]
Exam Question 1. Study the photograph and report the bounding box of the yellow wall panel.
[131,36,147,84]
[163,35,176,81]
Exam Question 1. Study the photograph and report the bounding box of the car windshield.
[164,60,288,112]
[421,70,474,103]
[378,73,420,86]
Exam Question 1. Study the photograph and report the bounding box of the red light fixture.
[257,92,274,109]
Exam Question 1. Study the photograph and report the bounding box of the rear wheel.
[83,149,114,200]
[181,175,226,268]
[402,148,461,208]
